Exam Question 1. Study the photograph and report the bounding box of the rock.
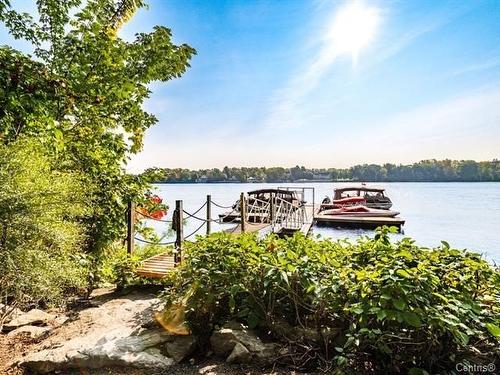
[19,326,175,373]
[7,325,52,339]
[165,335,197,363]
[232,329,267,354]
[226,342,251,364]
[210,321,280,364]
[51,315,69,327]
[0,304,23,325]
[3,309,56,331]
[210,328,239,355]
[210,321,266,354]
[254,343,280,363]
[17,292,177,373]
[223,321,246,330]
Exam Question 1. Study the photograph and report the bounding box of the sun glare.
[328,1,381,62]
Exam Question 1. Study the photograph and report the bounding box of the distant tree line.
[141,159,500,183]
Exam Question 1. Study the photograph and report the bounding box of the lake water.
[148,182,500,263]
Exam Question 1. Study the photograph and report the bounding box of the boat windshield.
[364,191,385,198]
[335,187,386,199]
[249,190,297,202]
[339,190,360,198]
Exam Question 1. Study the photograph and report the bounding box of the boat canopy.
[247,189,299,202]
[248,188,295,196]
[334,186,385,193]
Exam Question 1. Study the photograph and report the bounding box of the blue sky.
[2,1,500,171]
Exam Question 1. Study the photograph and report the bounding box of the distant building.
[313,172,331,181]
[197,175,208,183]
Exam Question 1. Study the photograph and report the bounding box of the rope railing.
[182,209,207,222]
[184,221,206,240]
[134,236,176,245]
[211,200,234,209]
[189,201,207,216]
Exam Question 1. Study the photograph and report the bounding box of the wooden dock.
[136,252,176,278]
[300,204,320,235]
[224,222,271,235]
[314,214,405,231]
[133,188,407,280]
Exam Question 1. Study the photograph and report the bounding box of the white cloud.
[450,56,500,77]
[312,88,500,166]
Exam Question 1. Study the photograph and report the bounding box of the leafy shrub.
[0,140,88,307]
[162,229,500,373]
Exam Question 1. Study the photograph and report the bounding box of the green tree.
[0,0,195,253]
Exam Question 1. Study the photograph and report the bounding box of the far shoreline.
[150,180,500,184]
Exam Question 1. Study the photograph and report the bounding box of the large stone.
[19,326,176,373]
[226,342,251,364]
[3,309,56,331]
[209,328,239,355]
[210,321,280,364]
[16,291,178,373]
[7,325,52,339]
[0,304,24,325]
[165,335,197,363]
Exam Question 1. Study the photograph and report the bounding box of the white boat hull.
[320,208,400,218]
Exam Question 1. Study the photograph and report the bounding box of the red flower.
[150,209,166,220]
[151,195,162,204]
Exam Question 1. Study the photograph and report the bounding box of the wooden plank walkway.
[314,214,405,231]
[300,204,320,235]
[136,252,176,278]
[224,222,271,235]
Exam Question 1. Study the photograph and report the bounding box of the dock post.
[126,201,135,254]
[269,194,274,226]
[240,192,246,233]
[174,200,183,264]
[206,195,211,235]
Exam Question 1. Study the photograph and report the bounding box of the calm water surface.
[149,182,500,263]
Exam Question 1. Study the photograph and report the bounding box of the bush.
[0,140,88,308]
[162,229,500,374]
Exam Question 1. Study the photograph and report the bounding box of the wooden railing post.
[127,201,135,254]
[174,200,183,263]
[240,192,246,233]
[206,195,211,235]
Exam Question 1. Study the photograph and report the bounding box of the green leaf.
[402,312,422,327]
[352,306,364,315]
[432,292,449,303]
[393,299,406,310]
[246,313,260,329]
[408,368,429,375]
[396,250,413,260]
[396,269,412,278]
[376,309,387,321]
[452,329,469,345]
[485,323,500,338]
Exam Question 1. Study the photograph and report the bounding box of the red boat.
[321,205,400,217]
[320,196,365,211]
